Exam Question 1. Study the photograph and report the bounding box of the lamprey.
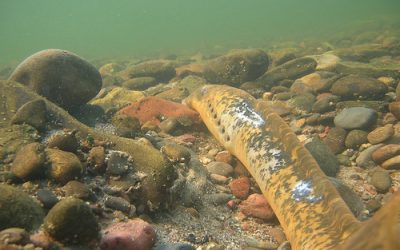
[184,85,400,250]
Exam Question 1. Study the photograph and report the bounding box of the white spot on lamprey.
[291,180,322,203]
[233,102,265,127]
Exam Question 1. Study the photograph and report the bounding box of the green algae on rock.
[11,142,46,180]
[0,184,45,231]
[43,197,99,245]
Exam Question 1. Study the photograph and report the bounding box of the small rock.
[0,228,30,245]
[119,96,200,126]
[159,118,179,134]
[90,87,145,110]
[46,148,83,184]
[122,77,157,90]
[345,130,368,149]
[208,193,233,206]
[206,161,234,177]
[43,197,99,244]
[330,74,388,100]
[288,93,316,112]
[118,59,175,82]
[11,142,46,180]
[334,107,378,130]
[371,144,400,164]
[104,195,133,214]
[106,151,132,176]
[63,180,92,200]
[312,94,339,113]
[290,71,337,94]
[381,155,400,170]
[239,193,275,220]
[370,168,392,193]
[9,49,102,110]
[356,144,384,168]
[88,146,106,174]
[11,99,47,130]
[214,151,233,164]
[323,127,347,154]
[153,242,196,250]
[305,137,339,176]
[389,101,400,120]
[111,113,141,138]
[36,189,59,209]
[156,87,190,103]
[365,199,381,213]
[229,176,251,199]
[47,130,79,153]
[100,219,156,250]
[367,125,394,144]
[210,174,228,184]
[203,49,269,86]
[0,184,44,231]
[161,144,191,163]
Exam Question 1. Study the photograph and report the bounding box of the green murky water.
[0,0,399,65]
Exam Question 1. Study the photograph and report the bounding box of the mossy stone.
[43,197,99,244]
[11,142,46,180]
[11,99,47,130]
[46,148,83,184]
[47,131,79,153]
[0,184,44,231]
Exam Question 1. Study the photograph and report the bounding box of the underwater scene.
[1,0,400,249]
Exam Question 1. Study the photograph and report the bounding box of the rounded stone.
[36,189,59,209]
[239,193,275,220]
[334,107,378,130]
[161,143,191,163]
[305,137,339,177]
[87,146,106,174]
[9,49,102,110]
[389,101,400,120]
[62,180,91,200]
[345,130,368,149]
[356,144,384,168]
[229,176,251,199]
[0,184,44,231]
[46,148,83,184]
[111,113,141,138]
[323,127,347,154]
[121,77,157,90]
[11,142,46,180]
[381,155,400,170]
[367,125,394,144]
[371,144,400,164]
[47,131,79,153]
[206,161,234,177]
[11,99,47,130]
[214,150,233,164]
[330,75,388,100]
[119,59,175,82]
[100,219,156,250]
[370,169,392,193]
[43,197,99,244]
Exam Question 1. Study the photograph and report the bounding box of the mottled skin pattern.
[184,85,400,250]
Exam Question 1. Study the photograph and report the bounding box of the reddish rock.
[215,150,233,164]
[381,155,400,170]
[372,144,400,164]
[239,193,275,220]
[229,177,251,199]
[119,96,201,126]
[100,219,156,250]
[367,125,394,144]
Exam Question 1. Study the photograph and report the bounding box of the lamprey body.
[184,85,400,250]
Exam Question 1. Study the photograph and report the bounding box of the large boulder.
[203,49,269,86]
[9,49,102,110]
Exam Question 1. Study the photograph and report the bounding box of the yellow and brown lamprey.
[184,85,400,250]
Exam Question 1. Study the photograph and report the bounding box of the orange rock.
[229,177,251,199]
[372,144,400,164]
[119,96,201,126]
[239,193,275,220]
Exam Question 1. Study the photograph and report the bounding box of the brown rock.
[210,174,229,184]
[367,125,394,144]
[62,180,91,200]
[11,99,47,130]
[345,130,368,149]
[121,77,157,90]
[11,142,46,180]
[46,148,83,184]
[372,144,400,164]
[88,146,106,174]
[118,59,175,82]
[9,49,102,110]
[330,75,388,100]
[389,101,400,120]
[206,161,234,177]
[214,150,233,164]
[370,168,392,193]
[381,155,400,170]
[239,193,275,220]
[323,127,347,154]
[47,130,79,153]
[119,96,200,126]
[229,177,251,199]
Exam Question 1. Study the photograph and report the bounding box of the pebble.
[389,101,400,120]
[46,148,83,184]
[239,193,275,220]
[11,99,47,131]
[161,143,191,163]
[229,176,251,199]
[208,193,233,206]
[104,195,133,214]
[121,76,157,90]
[11,142,46,180]
[0,184,45,231]
[206,161,234,177]
[47,130,79,153]
[88,146,106,174]
[210,174,229,185]
[100,219,156,250]
[365,199,381,213]
[371,144,400,164]
[159,118,179,134]
[214,151,233,164]
[344,130,368,149]
[154,243,196,250]
[118,59,175,82]
[356,144,383,168]
[381,155,400,170]
[334,107,378,130]
[370,168,392,193]
[305,137,339,177]
[323,127,347,154]
[36,189,59,209]
[330,74,388,100]
[62,180,92,200]
[0,228,30,245]
[111,113,141,138]
[367,125,394,144]
[43,197,99,244]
